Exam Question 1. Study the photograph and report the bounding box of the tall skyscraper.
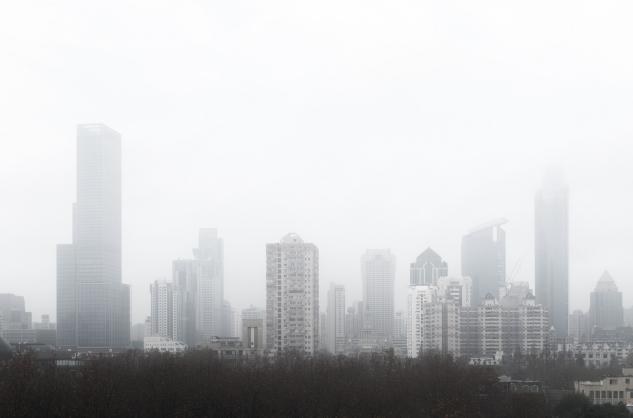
[461,218,507,306]
[57,124,130,348]
[172,259,198,346]
[535,166,569,336]
[361,249,396,337]
[149,277,196,345]
[589,271,623,333]
[193,228,224,341]
[394,310,406,339]
[265,233,319,354]
[410,248,448,286]
[327,283,345,354]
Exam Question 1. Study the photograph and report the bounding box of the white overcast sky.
[1,1,632,324]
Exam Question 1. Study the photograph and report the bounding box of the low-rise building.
[575,368,633,405]
[144,334,187,353]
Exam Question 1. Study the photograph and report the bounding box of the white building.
[437,276,472,307]
[407,286,549,359]
[395,310,406,339]
[265,233,319,355]
[327,283,345,354]
[144,334,187,353]
[361,249,396,337]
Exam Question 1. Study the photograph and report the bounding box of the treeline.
[1,349,549,418]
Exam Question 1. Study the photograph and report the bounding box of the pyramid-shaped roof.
[417,247,440,259]
[594,270,618,292]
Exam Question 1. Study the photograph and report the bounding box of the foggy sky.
[1,1,632,325]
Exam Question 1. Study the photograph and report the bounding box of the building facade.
[265,233,319,355]
[499,281,532,308]
[568,310,590,341]
[589,271,623,333]
[461,218,507,306]
[437,276,472,307]
[535,167,569,336]
[410,248,448,286]
[327,283,345,354]
[395,310,406,339]
[361,249,396,337]
[56,124,130,348]
[172,259,198,345]
[407,286,548,359]
[193,228,224,341]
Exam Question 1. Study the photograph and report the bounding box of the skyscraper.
[172,259,198,346]
[535,166,569,336]
[193,228,224,341]
[57,124,130,348]
[461,218,507,306]
[589,271,623,333]
[361,249,396,337]
[327,283,345,354]
[265,233,319,354]
[410,248,448,286]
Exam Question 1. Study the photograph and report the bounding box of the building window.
[610,379,618,385]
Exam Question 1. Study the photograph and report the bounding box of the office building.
[535,167,569,335]
[193,228,224,341]
[327,283,345,354]
[319,312,328,351]
[172,259,198,346]
[56,124,130,348]
[361,249,396,337]
[407,286,548,358]
[265,233,319,354]
[0,294,31,330]
[568,310,590,340]
[345,306,360,339]
[461,218,507,306]
[437,276,472,307]
[144,334,187,352]
[410,248,448,286]
[625,306,633,327]
[242,305,266,335]
[242,318,264,349]
[589,271,623,333]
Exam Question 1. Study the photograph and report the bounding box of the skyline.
[1,2,633,325]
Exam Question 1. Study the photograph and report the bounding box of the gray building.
[410,247,448,286]
[461,218,507,306]
[56,124,130,348]
[589,271,623,333]
[625,306,633,327]
[172,259,198,346]
[499,281,532,308]
[361,249,396,337]
[535,167,569,336]
[0,294,31,330]
[327,283,345,354]
[568,310,589,340]
[193,228,224,341]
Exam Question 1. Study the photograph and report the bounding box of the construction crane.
[506,253,526,285]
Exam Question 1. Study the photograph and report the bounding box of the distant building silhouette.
[193,228,224,341]
[461,218,507,305]
[410,248,447,286]
[568,310,589,340]
[535,166,569,336]
[56,124,130,348]
[327,283,345,354]
[589,271,623,333]
[362,249,396,337]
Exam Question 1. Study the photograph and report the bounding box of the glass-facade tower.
[57,124,130,348]
[410,247,448,286]
[535,167,569,335]
[461,218,507,306]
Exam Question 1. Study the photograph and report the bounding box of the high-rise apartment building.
[625,306,633,327]
[461,218,507,306]
[193,228,224,341]
[172,259,198,346]
[499,282,533,308]
[410,248,448,286]
[394,310,406,339]
[319,312,328,351]
[437,276,472,307]
[327,283,345,354]
[568,310,589,340]
[589,271,623,333]
[407,287,548,358]
[361,249,396,337]
[265,233,319,354]
[56,124,130,348]
[345,306,360,339]
[535,167,569,336]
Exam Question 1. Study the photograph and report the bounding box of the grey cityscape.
[1,2,633,417]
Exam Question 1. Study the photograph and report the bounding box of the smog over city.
[1,2,633,417]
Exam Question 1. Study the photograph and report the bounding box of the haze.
[1,1,632,325]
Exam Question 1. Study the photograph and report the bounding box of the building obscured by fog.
[361,249,396,337]
[193,228,224,341]
[461,219,507,306]
[589,271,623,333]
[535,167,569,336]
[56,124,131,348]
[568,310,589,340]
[409,248,447,286]
[499,281,532,308]
[327,283,345,354]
